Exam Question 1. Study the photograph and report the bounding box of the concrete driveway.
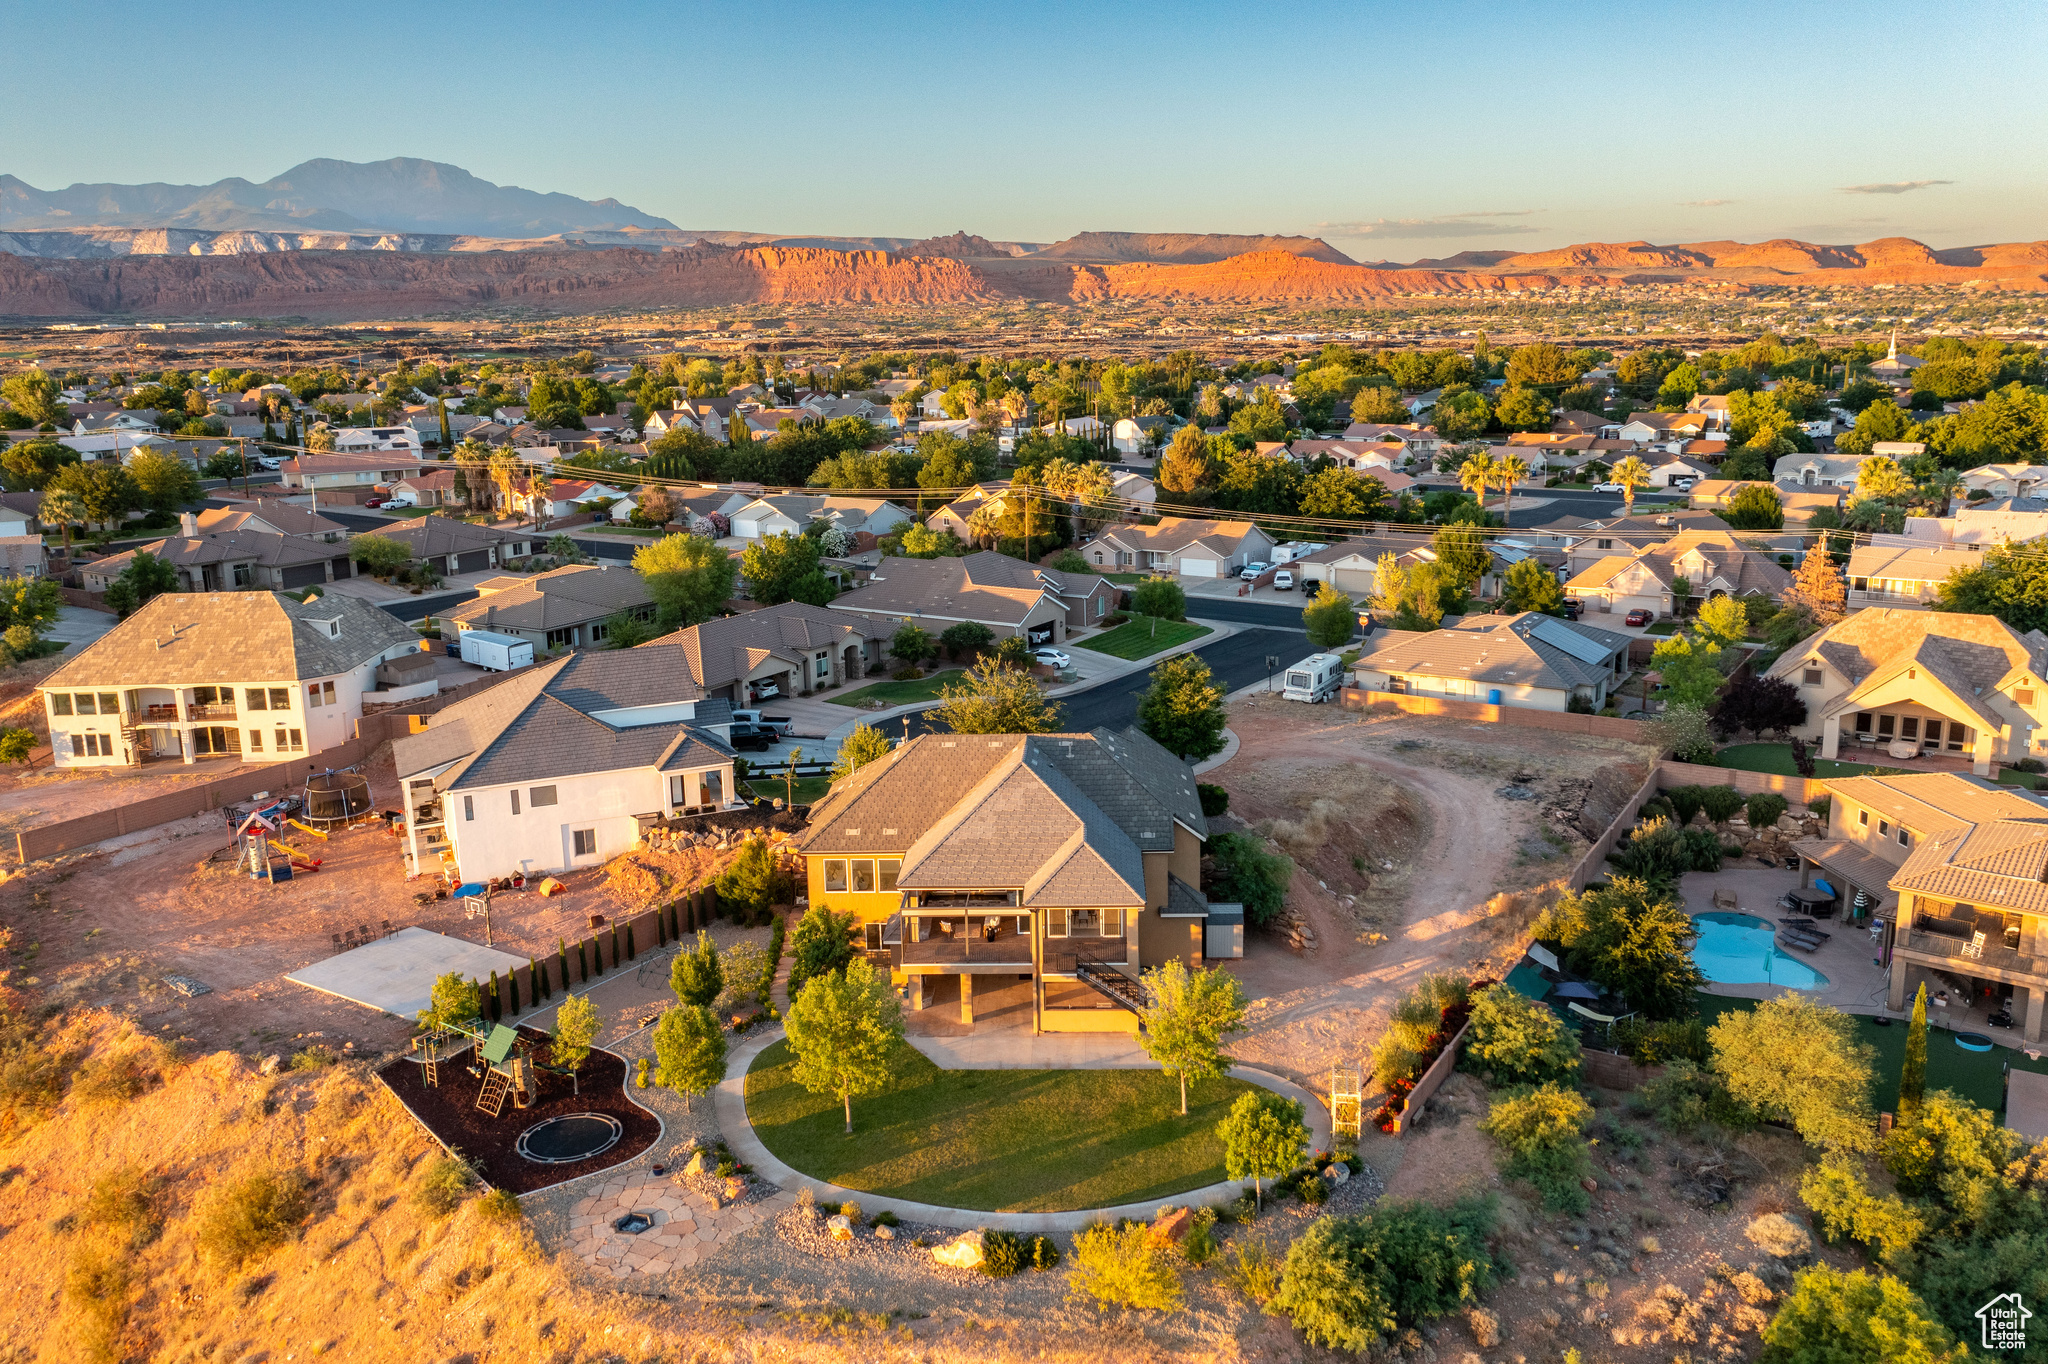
[46,605,117,651]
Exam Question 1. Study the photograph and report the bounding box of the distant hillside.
[1030,232,1357,265]
[0,158,675,236]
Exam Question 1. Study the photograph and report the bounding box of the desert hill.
[1030,231,1357,265]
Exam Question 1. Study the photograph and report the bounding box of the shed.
[2007,1068,2048,1143]
[1204,903,1244,960]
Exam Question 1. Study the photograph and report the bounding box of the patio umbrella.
[1552,982,1604,1000]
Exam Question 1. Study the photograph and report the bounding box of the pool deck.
[1681,864,2045,1060]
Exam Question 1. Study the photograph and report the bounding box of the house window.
[277,728,302,752]
[879,859,899,892]
[816,652,831,679]
[1854,714,1872,734]
[1101,908,1125,937]
[1879,820,1890,836]
[1898,828,1911,848]
[1877,715,1895,738]
[270,688,290,710]
[73,693,95,715]
[824,860,848,893]
[1901,718,1918,740]
[863,922,885,952]
[573,829,597,857]
[1803,669,1822,687]
[464,795,474,821]
[246,688,268,711]
[307,685,323,709]
[1859,810,1869,827]
[232,563,254,588]
[1046,908,1069,938]
[852,860,876,893]
[321,681,336,706]
[247,729,263,752]
[50,694,70,716]
[510,789,521,815]
[530,786,558,807]
[2021,690,2038,707]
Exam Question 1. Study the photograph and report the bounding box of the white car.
[1032,647,1071,669]
[1593,482,1624,493]
[1272,569,1295,591]
[752,681,780,701]
[1239,561,1270,581]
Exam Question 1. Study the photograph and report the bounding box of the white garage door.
[1333,568,1375,594]
[1180,557,1217,578]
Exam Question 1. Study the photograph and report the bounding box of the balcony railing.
[1849,588,1934,606]
[187,704,238,721]
[1902,930,2048,981]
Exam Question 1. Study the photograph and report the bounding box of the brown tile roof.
[442,564,652,632]
[830,551,1091,626]
[642,604,879,690]
[1092,516,1263,558]
[1824,772,2048,913]
[40,591,418,688]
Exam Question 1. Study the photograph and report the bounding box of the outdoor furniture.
[1888,738,1919,760]
[331,934,345,952]
[984,916,1001,941]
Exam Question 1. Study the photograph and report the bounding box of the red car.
[1624,609,1654,627]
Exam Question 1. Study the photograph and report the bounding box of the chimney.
[179,512,198,537]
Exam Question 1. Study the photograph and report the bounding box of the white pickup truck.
[728,709,794,736]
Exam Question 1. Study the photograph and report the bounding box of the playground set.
[413,1013,587,1118]
[226,768,380,885]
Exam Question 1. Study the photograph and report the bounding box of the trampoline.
[516,1112,624,1164]
[303,770,373,828]
[1955,1032,1994,1053]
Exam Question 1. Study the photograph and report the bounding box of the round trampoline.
[517,1112,624,1164]
[1955,1032,1994,1053]
[302,770,373,828]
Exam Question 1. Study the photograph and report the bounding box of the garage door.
[456,549,491,573]
[330,556,353,579]
[1027,623,1055,646]
[1180,557,1217,578]
[280,562,327,589]
[1334,567,1374,594]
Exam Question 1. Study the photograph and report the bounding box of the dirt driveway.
[1209,694,1654,1089]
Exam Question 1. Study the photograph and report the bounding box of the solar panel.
[1528,615,1614,666]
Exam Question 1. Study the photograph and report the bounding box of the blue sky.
[10,0,2045,253]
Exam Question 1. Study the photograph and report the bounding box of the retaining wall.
[1655,759,1829,805]
[1339,688,1656,742]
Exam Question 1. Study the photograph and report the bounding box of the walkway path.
[566,1170,795,1280]
[714,1026,1332,1234]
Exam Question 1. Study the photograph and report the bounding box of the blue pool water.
[1691,912,1832,990]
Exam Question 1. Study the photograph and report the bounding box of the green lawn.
[1644,620,1679,636]
[1713,743,1893,782]
[1693,995,2048,1116]
[579,525,659,538]
[747,775,833,805]
[824,670,965,708]
[1102,573,1147,585]
[745,1039,1255,1211]
[1075,617,1212,661]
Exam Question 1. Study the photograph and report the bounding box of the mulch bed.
[377,1025,660,1193]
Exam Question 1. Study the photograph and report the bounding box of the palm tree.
[1458,450,1497,515]
[1496,452,1530,521]
[966,503,1001,551]
[41,488,85,558]
[1611,454,1652,515]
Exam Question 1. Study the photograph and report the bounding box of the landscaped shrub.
[1808,794,1831,817]
[1295,1171,1329,1205]
[1369,974,1472,1091]
[1639,795,1675,823]
[1029,1234,1060,1270]
[873,1209,900,1228]
[193,1167,312,1268]
[1613,1017,1711,1066]
[785,904,856,1001]
[1630,1058,1756,1135]
[1700,784,1745,822]
[1182,1208,1220,1264]
[1270,1199,1500,1353]
[1206,832,1292,929]
[411,1155,476,1218]
[1197,782,1230,817]
[982,1228,1025,1277]
[1463,983,1582,1086]
[1225,1238,1281,1304]
[1666,785,1706,826]
[1607,816,1722,884]
[1480,1083,1596,1213]
[1067,1222,1183,1310]
[1746,792,1789,829]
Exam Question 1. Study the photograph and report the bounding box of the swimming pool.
[1691,912,1832,990]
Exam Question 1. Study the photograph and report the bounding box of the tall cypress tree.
[487,969,503,1022]
[1900,982,1929,1119]
[556,938,570,996]
[437,396,452,454]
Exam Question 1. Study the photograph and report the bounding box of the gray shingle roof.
[40,590,419,689]
[369,515,534,559]
[831,551,1060,626]
[1356,611,1628,693]
[644,605,878,690]
[443,564,653,632]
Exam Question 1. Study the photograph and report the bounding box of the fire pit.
[517,1112,624,1164]
[613,1211,654,1234]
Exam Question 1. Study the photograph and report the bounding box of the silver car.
[1032,647,1071,668]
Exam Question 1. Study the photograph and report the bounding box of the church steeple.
[1888,328,1898,361]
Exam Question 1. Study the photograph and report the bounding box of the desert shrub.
[1463,982,1582,1086]
[1369,973,1472,1090]
[1631,1058,1756,1135]
[85,1166,165,1248]
[1699,784,1745,822]
[477,1188,523,1222]
[1613,1016,1711,1066]
[1029,1234,1060,1270]
[982,1227,1025,1277]
[1608,815,1722,884]
[1207,832,1292,928]
[1271,1199,1499,1353]
[193,1167,312,1268]
[1480,1083,1596,1213]
[714,837,793,924]
[1759,1264,1962,1363]
[65,1237,131,1362]
[1746,792,1789,829]
[1747,1212,1814,1259]
[290,1044,338,1071]
[873,1209,900,1228]
[1067,1221,1183,1310]
[0,1008,66,1118]
[1197,782,1230,817]
[411,1155,476,1218]
[1665,784,1706,826]
[1225,1238,1282,1304]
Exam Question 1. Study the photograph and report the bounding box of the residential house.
[1341,422,1443,462]
[924,484,1011,544]
[1505,431,1597,471]
[1688,479,1842,525]
[369,516,537,578]
[333,426,424,457]
[1646,454,1717,488]
[1843,543,1981,611]
[81,517,358,594]
[388,468,465,510]
[830,551,1115,646]
[1785,771,2048,1041]
[1295,534,1425,596]
[1110,470,1156,515]
[1683,394,1734,435]
[69,411,160,436]
[727,493,911,542]
[1611,411,1710,447]
[641,409,699,440]
[1111,415,1169,456]
[193,502,348,542]
[794,726,1232,1033]
[646,603,883,706]
[58,430,170,465]
[1901,500,2048,549]
[37,591,424,767]
[1351,611,1632,711]
[801,393,888,426]
[1542,511,1740,576]
[1039,416,1104,440]
[1550,410,1610,437]
[441,564,657,653]
[1565,530,1791,618]
[0,538,45,579]
[1872,441,1927,460]
[492,406,529,426]
[390,647,738,883]
[510,478,627,523]
[1766,609,2048,774]
[280,451,427,493]
[1961,464,2047,502]
[1082,517,1276,579]
[1774,453,1870,493]
[919,390,949,420]
[0,491,42,538]
[1404,387,1445,417]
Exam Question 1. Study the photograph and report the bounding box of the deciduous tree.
[1710,994,1875,1152]
[1215,1090,1308,1210]
[652,1003,726,1111]
[1302,582,1357,648]
[930,662,1063,734]
[1136,654,1228,762]
[784,956,903,1133]
[829,723,893,781]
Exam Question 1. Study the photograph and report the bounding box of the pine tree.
[487,969,503,1021]
[507,966,521,1014]
[1786,544,1847,626]
[728,406,752,449]
[625,922,637,961]
[1900,982,1928,1119]
[437,396,452,453]
[609,923,621,969]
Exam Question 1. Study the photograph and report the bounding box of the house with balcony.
[1788,771,2048,1043]
[37,591,424,767]
[1843,543,1982,610]
[1765,609,2048,775]
[794,727,1238,1033]
[390,646,737,882]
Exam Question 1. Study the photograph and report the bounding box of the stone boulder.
[1150,1207,1193,1243]
[826,1214,854,1241]
[932,1230,985,1269]
[874,1224,896,1241]
[682,1150,712,1177]
[1322,1161,1351,1187]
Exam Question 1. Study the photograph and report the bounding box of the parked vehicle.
[1282,652,1346,703]
[363,496,387,508]
[1594,482,1623,493]
[1561,598,1583,621]
[1272,569,1295,590]
[1624,608,1654,627]
[1239,561,1269,580]
[729,709,793,736]
[458,629,534,673]
[382,496,415,510]
[727,722,776,752]
[751,680,780,702]
[1032,647,1071,668]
